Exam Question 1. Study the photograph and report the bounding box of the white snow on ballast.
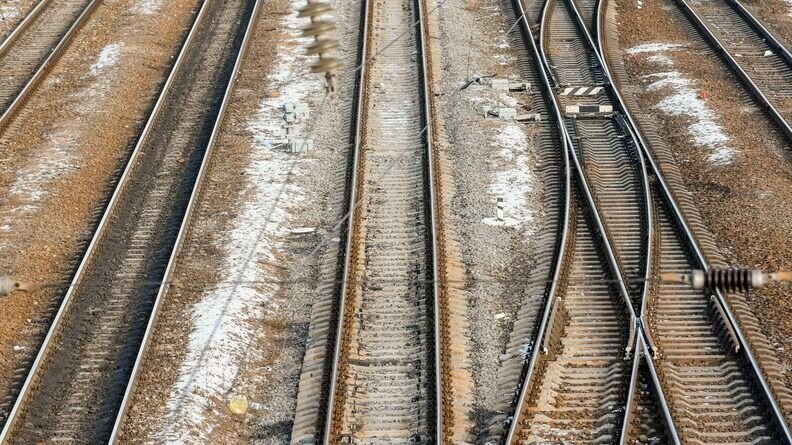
[153,0,321,442]
[626,42,684,54]
[0,39,127,243]
[89,43,122,76]
[131,0,164,15]
[0,1,21,22]
[629,43,734,166]
[482,122,536,232]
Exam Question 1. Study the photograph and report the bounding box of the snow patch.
[89,43,122,76]
[0,1,21,21]
[627,42,684,54]
[635,45,734,166]
[131,0,164,15]
[154,1,322,442]
[8,131,77,212]
[0,39,129,244]
[647,53,674,66]
[481,123,535,232]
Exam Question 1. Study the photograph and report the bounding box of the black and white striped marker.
[559,86,603,96]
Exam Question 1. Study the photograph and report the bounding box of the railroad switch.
[661,268,792,293]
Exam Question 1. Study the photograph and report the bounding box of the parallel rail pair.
[673,0,792,149]
[318,0,446,441]
[0,0,99,132]
[0,0,263,442]
[499,0,792,442]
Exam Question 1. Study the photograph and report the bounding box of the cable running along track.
[0,0,100,130]
[0,0,261,442]
[322,0,442,441]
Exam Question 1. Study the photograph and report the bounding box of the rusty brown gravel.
[116,3,282,441]
[0,0,200,417]
[615,0,792,387]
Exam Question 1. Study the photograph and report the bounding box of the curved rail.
[498,0,572,441]
[322,0,441,441]
[107,0,264,440]
[503,0,652,440]
[0,0,100,131]
[595,0,792,441]
[0,0,259,441]
[672,0,792,149]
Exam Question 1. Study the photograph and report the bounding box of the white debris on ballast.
[626,42,684,54]
[131,0,164,15]
[0,30,125,247]
[154,1,321,442]
[5,131,78,215]
[0,0,26,40]
[646,54,674,66]
[0,0,20,21]
[629,43,734,166]
[89,43,122,76]
[482,123,535,232]
[0,0,20,22]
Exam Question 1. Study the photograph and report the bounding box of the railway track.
[500,0,649,440]
[596,0,792,442]
[494,0,792,441]
[321,0,442,441]
[0,0,99,130]
[0,0,261,442]
[672,0,792,146]
[485,0,569,440]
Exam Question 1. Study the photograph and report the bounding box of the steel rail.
[611,117,677,444]
[0,0,100,131]
[727,0,792,66]
[0,0,213,441]
[415,0,443,439]
[501,0,572,441]
[320,0,371,439]
[0,0,52,55]
[106,0,264,441]
[672,0,792,147]
[547,1,657,440]
[552,0,643,345]
[595,0,792,441]
[503,0,649,440]
[322,0,441,441]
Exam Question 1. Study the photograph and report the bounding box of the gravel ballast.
[0,0,200,421]
[613,0,792,391]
